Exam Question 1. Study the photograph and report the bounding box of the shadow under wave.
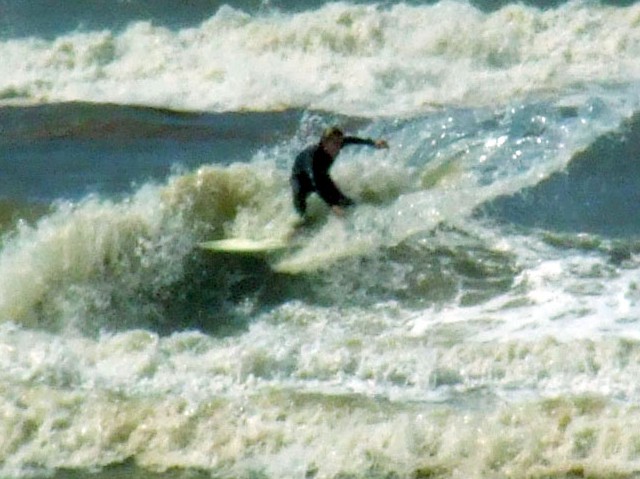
[147,225,519,338]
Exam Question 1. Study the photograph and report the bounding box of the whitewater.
[2,1,640,478]
[3,1,640,114]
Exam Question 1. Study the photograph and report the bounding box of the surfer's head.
[320,126,344,156]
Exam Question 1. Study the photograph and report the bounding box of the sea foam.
[2,1,640,115]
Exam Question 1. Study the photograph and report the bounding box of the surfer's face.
[322,134,343,157]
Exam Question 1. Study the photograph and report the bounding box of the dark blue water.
[0,103,302,201]
[481,112,640,237]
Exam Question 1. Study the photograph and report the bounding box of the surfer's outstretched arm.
[343,136,389,150]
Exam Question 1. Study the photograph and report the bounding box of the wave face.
[2,1,640,478]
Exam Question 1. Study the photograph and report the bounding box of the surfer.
[290,126,389,218]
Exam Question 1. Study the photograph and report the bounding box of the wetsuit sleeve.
[312,161,354,208]
[342,136,376,147]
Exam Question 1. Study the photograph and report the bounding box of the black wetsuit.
[290,136,376,216]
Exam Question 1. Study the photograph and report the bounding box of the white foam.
[0,185,192,333]
[4,297,640,477]
[3,1,640,115]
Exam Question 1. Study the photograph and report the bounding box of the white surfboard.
[198,237,290,254]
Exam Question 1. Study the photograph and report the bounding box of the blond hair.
[321,126,344,141]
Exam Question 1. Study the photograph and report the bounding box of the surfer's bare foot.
[331,205,346,217]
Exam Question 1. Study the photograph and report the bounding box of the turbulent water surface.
[2,0,640,478]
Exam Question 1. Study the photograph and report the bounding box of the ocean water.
[2,0,640,478]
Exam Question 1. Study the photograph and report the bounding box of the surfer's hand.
[374,139,389,149]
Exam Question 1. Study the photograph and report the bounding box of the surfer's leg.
[290,174,311,216]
